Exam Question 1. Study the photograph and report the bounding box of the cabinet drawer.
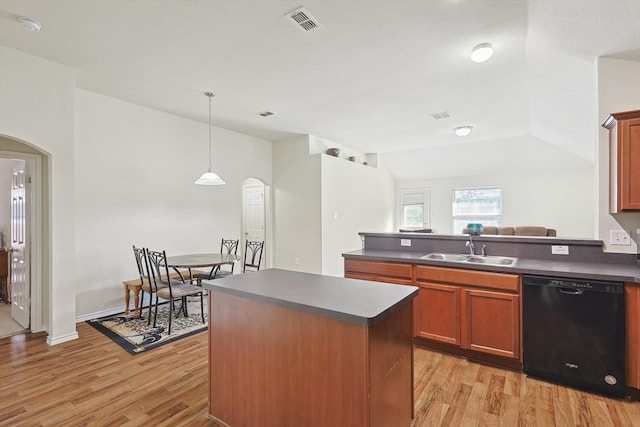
[345,259,413,281]
[416,265,519,292]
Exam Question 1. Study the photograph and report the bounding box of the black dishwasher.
[523,274,626,398]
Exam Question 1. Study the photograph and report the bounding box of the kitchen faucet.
[465,236,475,256]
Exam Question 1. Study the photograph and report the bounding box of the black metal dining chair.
[145,249,205,334]
[132,245,148,316]
[133,245,173,325]
[193,238,239,283]
[243,240,264,273]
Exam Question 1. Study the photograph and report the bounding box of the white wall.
[597,57,640,253]
[527,41,597,163]
[398,167,594,238]
[320,154,395,276]
[74,89,272,316]
[0,46,77,343]
[272,135,395,276]
[272,136,322,273]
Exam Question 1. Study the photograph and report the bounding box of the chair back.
[132,245,147,285]
[243,240,264,273]
[145,249,172,294]
[220,238,239,273]
[221,239,239,254]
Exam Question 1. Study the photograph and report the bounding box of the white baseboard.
[75,306,126,323]
[75,295,153,323]
[46,331,79,346]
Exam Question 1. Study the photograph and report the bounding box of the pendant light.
[195,92,226,185]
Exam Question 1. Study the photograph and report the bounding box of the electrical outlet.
[610,230,631,246]
[551,245,569,255]
[295,257,300,265]
[400,239,411,247]
[333,212,338,220]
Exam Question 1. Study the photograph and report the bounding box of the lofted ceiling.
[1,0,639,179]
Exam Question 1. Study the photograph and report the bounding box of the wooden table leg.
[124,283,131,315]
[133,286,141,318]
[123,281,143,318]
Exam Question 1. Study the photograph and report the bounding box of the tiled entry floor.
[0,302,28,338]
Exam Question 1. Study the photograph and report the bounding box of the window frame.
[451,186,502,234]
[398,188,430,231]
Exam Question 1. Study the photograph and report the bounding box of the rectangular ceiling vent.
[286,7,323,32]
[430,111,450,120]
[258,111,275,117]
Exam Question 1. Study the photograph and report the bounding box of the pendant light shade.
[195,92,225,185]
[195,171,225,185]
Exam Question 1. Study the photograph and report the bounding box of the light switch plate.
[551,245,569,255]
[400,239,411,247]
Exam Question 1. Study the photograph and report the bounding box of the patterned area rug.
[87,299,207,355]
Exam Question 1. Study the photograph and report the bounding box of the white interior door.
[10,162,29,328]
[244,184,265,242]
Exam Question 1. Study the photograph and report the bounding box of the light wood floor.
[1,323,639,426]
[411,349,640,427]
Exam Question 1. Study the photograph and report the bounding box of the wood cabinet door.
[619,117,640,210]
[461,288,520,359]
[414,282,460,345]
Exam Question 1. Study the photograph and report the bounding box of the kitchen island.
[202,268,418,427]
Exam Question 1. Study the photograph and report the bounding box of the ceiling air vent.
[258,111,275,117]
[286,7,323,32]
[430,111,450,120]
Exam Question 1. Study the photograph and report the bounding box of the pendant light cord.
[195,91,225,185]
[206,92,214,172]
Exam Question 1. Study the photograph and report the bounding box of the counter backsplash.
[360,232,638,266]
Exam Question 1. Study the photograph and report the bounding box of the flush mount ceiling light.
[17,16,42,32]
[453,126,473,137]
[195,92,225,186]
[470,43,493,63]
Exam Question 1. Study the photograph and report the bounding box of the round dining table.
[165,253,241,283]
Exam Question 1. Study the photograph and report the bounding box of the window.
[399,189,430,230]
[452,187,502,234]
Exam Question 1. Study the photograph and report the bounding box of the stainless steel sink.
[420,252,517,266]
[420,253,470,262]
[466,255,517,266]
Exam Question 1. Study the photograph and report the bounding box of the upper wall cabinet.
[603,110,640,212]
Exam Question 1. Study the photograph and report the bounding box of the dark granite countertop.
[202,268,418,326]
[343,249,640,284]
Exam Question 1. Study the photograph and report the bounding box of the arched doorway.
[0,136,47,336]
